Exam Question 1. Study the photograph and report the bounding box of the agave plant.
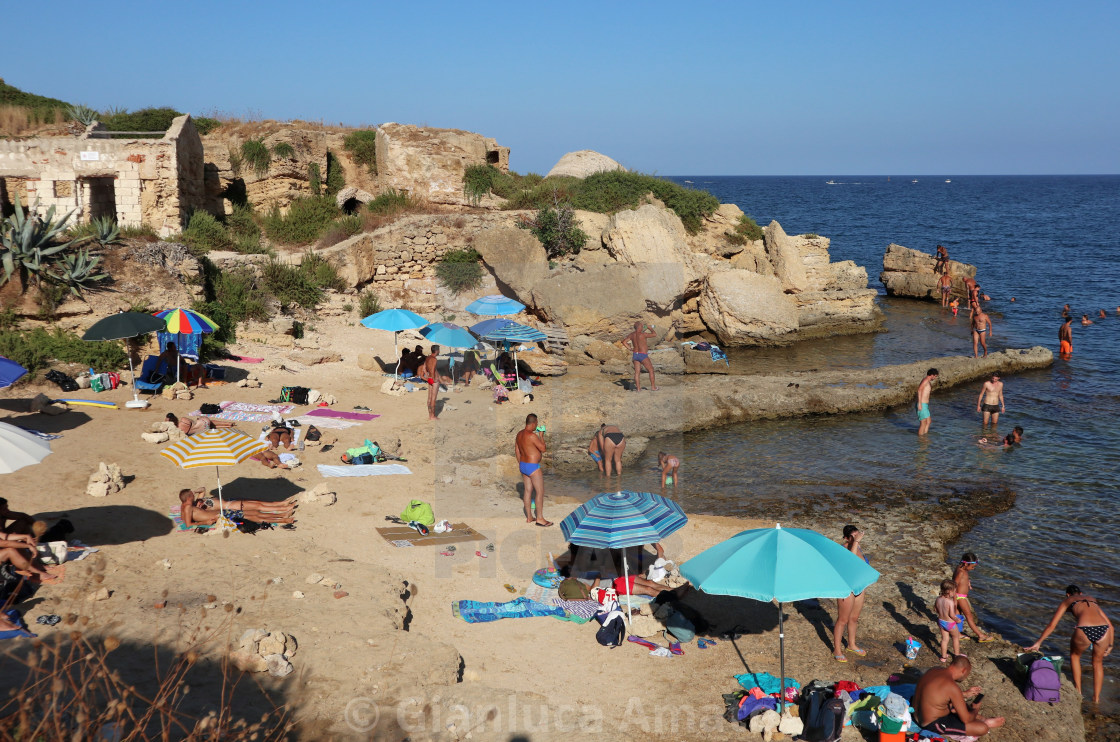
[66,104,98,127]
[1,194,76,290]
[46,249,108,296]
[90,215,121,247]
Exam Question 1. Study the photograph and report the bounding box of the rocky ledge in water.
[880,243,979,301]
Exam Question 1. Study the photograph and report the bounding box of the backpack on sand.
[799,680,844,742]
[1025,658,1061,703]
[594,608,625,647]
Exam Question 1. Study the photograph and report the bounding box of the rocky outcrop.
[763,220,810,293]
[473,226,550,299]
[880,243,977,300]
[374,123,509,206]
[698,270,798,345]
[545,150,625,179]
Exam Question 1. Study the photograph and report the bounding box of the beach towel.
[229,355,264,363]
[551,598,600,619]
[289,415,361,430]
[735,672,801,694]
[523,583,558,603]
[318,464,411,477]
[190,401,295,424]
[16,427,62,440]
[167,505,215,532]
[375,522,486,548]
[453,597,566,624]
[257,427,303,447]
[305,408,380,422]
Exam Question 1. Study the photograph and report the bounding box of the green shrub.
[228,145,243,177]
[240,139,270,175]
[193,116,220,135]
[0,79,72,125]
[66,104,98,127]
[195,260,272,342]
[726,214,764,245]
[261,261,320,311]
[271,141,295,158]
[226,204,266,254]
[299,249,345,292]
[262,196,340,245]
[308,163,322,195]
[342,130,377,174]
[803,232,819,239]
[319,215,362,248]
[358,289,381,317]
[366,189,415,216]
[119,224,158,241]
[180,210,230,253]
[0,326,127,374]
[325,151,345,195]
[435,248,483,294]
[100,107,182,136]
[463,164,501,204]
[518,202,587,258]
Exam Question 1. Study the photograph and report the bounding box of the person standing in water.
[938,271,954,308]
[1025,585,1114,703]
[658,452,680,487]
[971,310,992,358]
[976,373,1004,427]
[622,321,658,391]
[916,368,939,436]
[1059,317,1074,359]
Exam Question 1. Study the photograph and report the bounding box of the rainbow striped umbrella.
[160,428,268,522]
[154,308,219,335]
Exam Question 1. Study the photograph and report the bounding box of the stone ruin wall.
[0,115,209,235]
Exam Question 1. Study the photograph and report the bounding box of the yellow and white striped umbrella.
[160,428,267,469]
[160,428,269,522]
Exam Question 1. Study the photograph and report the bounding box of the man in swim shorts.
[914,656,1004,737]
[419,345,440,420]
[971,310,992,358]
[938,270,953,307]
[976,372,1004,427]
[1059,317,1073,359]
[916,368,938,436]
[622,321,658,391]
[515,413,550,526]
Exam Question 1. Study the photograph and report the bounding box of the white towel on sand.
[317,464,412,477]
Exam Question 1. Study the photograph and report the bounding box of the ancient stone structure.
[0,116,209,235]
[546,150,625,178]
[374,123,509,206]
[880,243,977,300]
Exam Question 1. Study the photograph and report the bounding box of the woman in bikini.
[594,424,626,477]
[832,524,868,662]
[1025,585,1114,703]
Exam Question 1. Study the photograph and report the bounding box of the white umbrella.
[0,422,52,474]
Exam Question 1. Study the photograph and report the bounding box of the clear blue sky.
[5,1,1118,175]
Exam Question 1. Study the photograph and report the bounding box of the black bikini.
[1072,599,1109,644]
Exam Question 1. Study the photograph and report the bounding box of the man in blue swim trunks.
[622,321,658,391]
[515,414,551,526]
[916,368,939,436]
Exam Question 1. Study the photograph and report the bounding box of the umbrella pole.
[393,332,400,379]
[623,551,632,626]
[215,465,225,520]
[778,601,786,715]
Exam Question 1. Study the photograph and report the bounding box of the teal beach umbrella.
[680,524,879,711]
[360,308,429,377]
[464,294,525,316]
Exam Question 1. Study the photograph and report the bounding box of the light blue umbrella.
[360,308,429,377]
[561,491,688,621]
[680,524,880,711]
[468,318,515,337]
[478,320,547,374]
[0,357,28,389]
[464,294,526,316]
[419,322,479,349]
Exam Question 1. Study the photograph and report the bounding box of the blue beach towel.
[453,597,566,624]
[735,672,801,694]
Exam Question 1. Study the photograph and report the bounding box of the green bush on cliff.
[240,139,271,175]
[343,130,378,174]
[325,151,345,195]
[436,249,483,294]
[180,210,231,253]
[726,214,764,245]
[518,202,587,258]
[262,195,340,245]
[99,107,218,136]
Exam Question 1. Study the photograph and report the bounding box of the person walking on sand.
[914,656,1004,737]
[976,373,1004,427]
[622,321,658,391]
[953,553,992,642]
[1059,317,1074,359]
[832,524,869,662]
[593,424,627,476]
[971,310,992,358]
[515,413,550,527]
[938,271,953,308]
[420,345,440,420]
[1025,585,1114,703]
[916,368,938,435]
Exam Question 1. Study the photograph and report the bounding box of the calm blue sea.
[559,175,1120,700]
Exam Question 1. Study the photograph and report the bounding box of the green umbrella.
[82,312,169,408]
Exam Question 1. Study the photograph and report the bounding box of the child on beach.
[953,552,992,642]
[936,579,964,662]
[658,451,680,487]
[949,298,960,316]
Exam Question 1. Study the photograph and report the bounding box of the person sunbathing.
[166,413,235,436]
[266,427,296,450]
[178,489,297,526]
[590,573,669,598]
[0,531,51,578]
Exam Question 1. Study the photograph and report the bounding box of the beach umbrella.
[560,490,688,622]
[679,524,880,712]
[468,318,515,337]
[479,321,547,375]
[420,323,483,385]
[82,311,169,409]
[0,421,52,474]
[153,308,219,384]
[360,308,429,377]
[0,356,28,388]
[464,294,525,316]
[160,428,269,527]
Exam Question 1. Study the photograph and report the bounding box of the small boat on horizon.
[826,180,837,185]
[945,179,951,183]
[911,179,918,183]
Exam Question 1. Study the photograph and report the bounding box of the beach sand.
[0,320,1085,741]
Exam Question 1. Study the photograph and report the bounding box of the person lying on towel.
[178,489,297,526]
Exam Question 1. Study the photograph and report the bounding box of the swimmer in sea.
[1082,314,1093,326]
[1059,317,1073,359]
[971,310,992,358]
[978,425,1022,448]
[949,298,960,316]
[1063,304,1071,317]
[1099,309,1107,319]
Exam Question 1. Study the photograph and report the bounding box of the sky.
[5,1,1118,175]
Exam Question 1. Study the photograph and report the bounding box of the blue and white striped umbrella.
[560,491,687,550]
[480,321,547,343]
[464,294,525,316]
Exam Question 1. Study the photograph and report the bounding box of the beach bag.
[90,374,106,393]
[594,608,625,647]
[106,372,120,389]
[558,578,591,601]
[199,403,222,415]
[280,386,311,405]
[305,425,322,442]
[1025,657,1061,703]
[342,450,375,465]
[400,500,435,527]
[45,369,79,392]
[653,602,695,643]
[799,681,843,742]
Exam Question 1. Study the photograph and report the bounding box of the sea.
[554,175,1120,707]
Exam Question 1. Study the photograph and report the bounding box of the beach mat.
[318,464,411,477]
[376,523,486,548]
[190,401,295,423]
[167,505,214,532]
[290,415,361,430]
[306,408,380,422]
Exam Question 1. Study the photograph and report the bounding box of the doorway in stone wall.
[82,177,117,222]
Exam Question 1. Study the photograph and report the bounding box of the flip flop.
[627,636,659,651]
[696,638,710,649]
[475,550,488,559]
[534,521,554,527]
[439,550,455,557]
[848,647,867,656]
[834,653,847,663]
[667,641,684,656]
[503,584,517,593]
[977,636,995,643]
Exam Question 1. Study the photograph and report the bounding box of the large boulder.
[879,243,977,300]
[473,226,550,300]
[603,205,701,311]
[763,221,809,293]
[545,150,625,179]
[374,123,509,206]
[698,270,798,345]
[531,264,650,339]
